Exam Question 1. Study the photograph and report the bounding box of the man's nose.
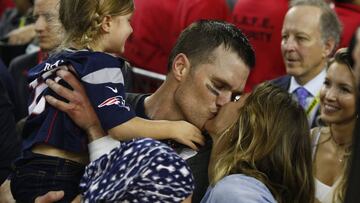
[216,91,232,107]
[35,16,46,32]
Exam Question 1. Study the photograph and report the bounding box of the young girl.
[11,0,200,201]
[202,82,315,203]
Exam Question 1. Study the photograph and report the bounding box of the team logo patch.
[98,96,130,111]
[105,86,118,93]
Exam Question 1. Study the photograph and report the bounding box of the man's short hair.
[167,20,255,72]
[290,0,342,49]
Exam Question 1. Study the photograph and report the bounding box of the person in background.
[0,0,34,44]
[0,0,15,17]
[311,48,356,203]
[272,0,341,128]
[168,0,231,65]
[0,58,20,120]
[123,0,180,74]
[334,0,360,48]
[344,25,360,203]
[0,68,21,186]
[8,0,64,121]
[231,0,288,92]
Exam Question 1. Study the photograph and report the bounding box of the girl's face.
[320,62,357,124]
[106,12,133,55]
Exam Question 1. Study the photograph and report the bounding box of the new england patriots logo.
[98,96,130,111]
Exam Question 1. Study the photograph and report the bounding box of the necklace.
[329,128,351,163]
[330,136,351,163]
[330,130,352,147]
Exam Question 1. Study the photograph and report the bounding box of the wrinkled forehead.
[34,0,60,12]
[283,6,322,34]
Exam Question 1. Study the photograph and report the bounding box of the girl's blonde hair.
[209,82,315,203]
[59,0,134,49]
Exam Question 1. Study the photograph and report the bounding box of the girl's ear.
[101,15,112,33]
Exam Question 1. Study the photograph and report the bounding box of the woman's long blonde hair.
[59,0,134,49]
[209,82,314,203]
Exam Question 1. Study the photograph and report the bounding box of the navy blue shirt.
[22,50,135,153]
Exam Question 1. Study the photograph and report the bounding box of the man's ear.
[101,15,112,33]
[171,53,191,81]
[323,37,336,58]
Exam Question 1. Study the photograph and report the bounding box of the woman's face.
[320,62,357,124]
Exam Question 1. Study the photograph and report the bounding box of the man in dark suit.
[272,0,341,128]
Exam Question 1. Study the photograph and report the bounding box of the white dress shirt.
[289,69,326,126]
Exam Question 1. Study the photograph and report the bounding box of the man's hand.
[204,93,249,140]
[34,191,81,203]
[45,68,105,141]
[0,180,15,203]
[34,191,64,203]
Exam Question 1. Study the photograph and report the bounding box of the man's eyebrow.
[212,77,242,94]
[212,77,232,89]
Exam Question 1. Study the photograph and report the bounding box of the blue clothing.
[271,75,321,128]
[80,138,195,202]
[22,50,135,153]
[125,93,212,203]
[12,49,136,201]
[200,174,277,203]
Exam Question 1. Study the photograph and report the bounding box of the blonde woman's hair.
[209,82,314,203]
[59,0,134,49]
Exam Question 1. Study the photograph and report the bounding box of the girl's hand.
[170,121,205,151]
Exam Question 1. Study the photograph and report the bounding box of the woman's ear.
[171,53,191,81]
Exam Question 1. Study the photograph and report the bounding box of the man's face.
[281,6,329,84]
[33,0,64,52]
[174,45,250,130]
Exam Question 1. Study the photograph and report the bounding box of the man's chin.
[286,67,303,77]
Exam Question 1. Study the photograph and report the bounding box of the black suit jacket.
[271,75,321,128]
[0,58,20,120]
[0,81,21,184]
